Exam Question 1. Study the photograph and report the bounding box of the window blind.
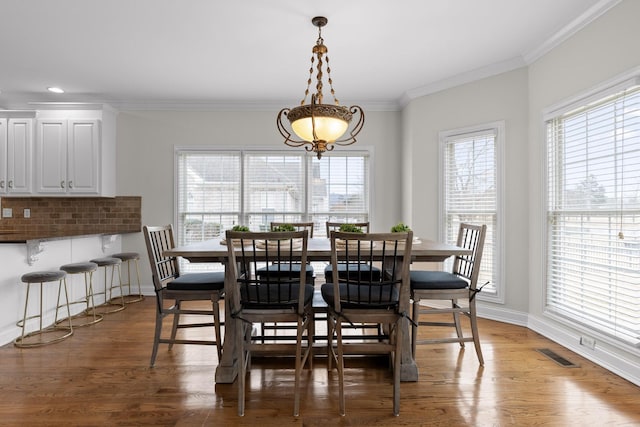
[309,152,370,236]
[176,151,241,246]
[176,149,370,270]
[546,85,640,346]
[442,129,499,296]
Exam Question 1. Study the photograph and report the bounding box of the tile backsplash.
[0,196,141,233]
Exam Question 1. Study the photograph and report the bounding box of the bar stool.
[15,270,74,348]
[59,262,103,327]
[111,252,144,303]
[90,257,125,314]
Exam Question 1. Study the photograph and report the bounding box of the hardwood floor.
[0,298,638,426]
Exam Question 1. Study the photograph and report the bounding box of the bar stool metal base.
[111,252,144,304]
[15,271,74,348]
[59,262,104,328]
[90,257,126,314]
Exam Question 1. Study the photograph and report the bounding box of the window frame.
[542,70,640,348]
[438,121,505,303]
[173,146,373,241]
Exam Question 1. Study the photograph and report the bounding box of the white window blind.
[176,149,370,269]
[244,152,305,230]
[441,126,501,297]
[176,151,241,245]
[546,85,640,346]
[309,152,370,236]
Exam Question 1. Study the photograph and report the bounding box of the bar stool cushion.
[168,272,225,291]
[21,270,66,283]
[111,252,140,261]
[90,257,122,266]
[60,262,98,274]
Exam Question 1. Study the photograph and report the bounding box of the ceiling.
[0,0,619,111]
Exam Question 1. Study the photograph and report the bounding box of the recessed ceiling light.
[47,87,65,94]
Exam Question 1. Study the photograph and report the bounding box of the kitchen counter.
[0,226,140,243]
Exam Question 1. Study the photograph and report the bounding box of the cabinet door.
[0,119,6,193]
[7,118,33,193]
[67,120,100,194]
[36,119,68,193]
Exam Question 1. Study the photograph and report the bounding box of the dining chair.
[259,222,315,284]
[225,229,314,417]
[410,223,487,365]
[324,222,380,282]
[142,225,224,367]
[322,230,413,416]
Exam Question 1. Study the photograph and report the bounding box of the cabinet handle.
[0,180,4,189]
[68,181,73,189]
[8,180,13,189]
[60,180,65,188]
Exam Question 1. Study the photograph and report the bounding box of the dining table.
[164,236,471,383]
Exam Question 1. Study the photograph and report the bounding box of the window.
[440,122,503,301]
[545,79,640,346]
[175,149,371,270]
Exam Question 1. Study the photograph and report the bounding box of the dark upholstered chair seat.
[321,282,399,309]
[167,272,225,291]
[257,263,314,282]
[241,283,314,309]
[324,263,381,282]
[410,270,468,290]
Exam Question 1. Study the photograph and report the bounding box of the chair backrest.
[225,230,309,313]
[329,231,412,311]
[270,222,314,238]
[326,221,370,236]
[143,225,181,292]
[451,223,487,291]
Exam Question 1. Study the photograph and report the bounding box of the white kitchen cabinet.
[0,115,34,195]
[35,105,116,196]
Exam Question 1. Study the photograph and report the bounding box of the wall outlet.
[24,208,30,218]
[580,335,596,350]
[2,208,12,218]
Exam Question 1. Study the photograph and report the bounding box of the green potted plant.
[338,223,363,233]
[231,225,250,232]
[272,223,296,232]
[390,222,411,233]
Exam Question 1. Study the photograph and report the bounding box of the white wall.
[402,67,530,313]
[527,0,640,384]
[116,109,402,289]
[401,0,640,386]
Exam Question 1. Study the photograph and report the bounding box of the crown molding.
[400,0,623,107]
[522,0,623,64]
[400,56,526,106]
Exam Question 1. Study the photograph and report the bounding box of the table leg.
[400,316,419,381]
[215,264,238,383]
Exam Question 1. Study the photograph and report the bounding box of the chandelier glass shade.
[277,16,364,159]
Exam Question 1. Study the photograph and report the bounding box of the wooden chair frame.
[225,230,313,417]
[324,230,413,416]
[410,223,487,365]
[143,225,224,367]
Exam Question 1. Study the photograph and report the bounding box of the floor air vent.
[536,348,579,368]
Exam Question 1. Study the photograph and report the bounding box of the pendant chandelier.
[277,16,364,159]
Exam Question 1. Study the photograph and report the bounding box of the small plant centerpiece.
[338,223,363,233]
[389,222,419,244]
[223,225,250,246]
[390,222,411,233]
[335,223,372,249]
[260,223,303,249]
[272,223,296,232]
